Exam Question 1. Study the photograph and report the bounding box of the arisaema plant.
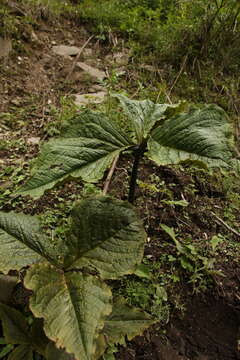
[0,196,156,360]
[17,94,239,203]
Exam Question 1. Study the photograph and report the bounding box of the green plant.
[44,97,79,137]
[161,224,222,292]
[17,94,239,203]
[0,196,156,359]
[118,276,169,323]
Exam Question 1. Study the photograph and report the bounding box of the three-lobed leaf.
[0,197,146,278]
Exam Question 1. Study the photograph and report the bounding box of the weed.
[117,276,169,323]
[44,96,78,137]
[161,224,223,293]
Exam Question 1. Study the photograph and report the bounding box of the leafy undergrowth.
[0,1,240,359]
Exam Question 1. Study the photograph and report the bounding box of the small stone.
[115,67,126,76]
[31,31,39,42]
[113,51,130,66]
[73,91,107,106]
[82,48,93,58]
[140,64,156,72]
[105,50,130,66]
[52,45,80,56]
[77,62,106,81]
[89,85,105,92]
[27,137,41,145]
[11,98,21,106]
[0,181,12,189]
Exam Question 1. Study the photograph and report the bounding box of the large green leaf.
[148,105,234,167]
[7,345,33,360]
[95,297,156,357]
[114,94,185,143]
[17,111,133,198]
[103,297,156,343]
[231,158,240,174]
[0,212,57,273]
[25,264,112,360]
[0,304,30,344]
[0,306,48,358]
[60,111,130,145]
[65,196,146,279]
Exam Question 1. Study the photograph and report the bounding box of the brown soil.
[0,9,239,360]
[117,295,240,360]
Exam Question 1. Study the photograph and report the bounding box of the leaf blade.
[17,111,132,198]
[25,264,112,360]
[114,94,184,143]
[104,297,157,343]
[148,104,234,168]
[7,345,33,360]
[0,211,53,273]
[0,304,29,345]
[65,196,146,279]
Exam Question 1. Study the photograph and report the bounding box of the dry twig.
[103,155,119,195]
[168,54,188,97]
[66,35,94,81]
[211,211,240,238]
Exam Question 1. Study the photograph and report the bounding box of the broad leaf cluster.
[0,196,155,360]
[0,94,239,359]
[17,94,238,199]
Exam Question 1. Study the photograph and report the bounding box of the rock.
[105,50,130,66]
[82,47,93,58]
[0,38,12,58]
[113,51,130,66]
[52,45,80,56]
[0,181,12,189]
[77,62,106,81]
[11,97,21,106]
[73,91,107,106]
[140,64,157,72]
[89,85,105,92]
[31,31,39,42]
[27,137,41,145]
[115,67,126,76]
